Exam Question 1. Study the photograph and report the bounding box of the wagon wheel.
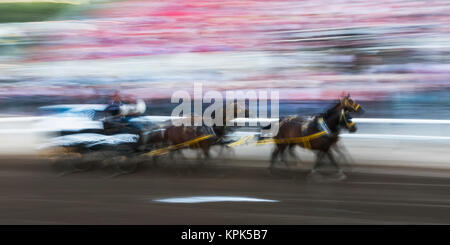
[110,155,142,177]
[72,159,94,171]
[59,156,94,176]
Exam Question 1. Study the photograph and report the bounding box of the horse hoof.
[306,173,318,183]
[336,173,347,181]
[308,169,318,176]
[306,170,325,182]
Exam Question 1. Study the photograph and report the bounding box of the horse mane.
[321,100,341,118]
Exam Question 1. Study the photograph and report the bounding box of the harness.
[141,125,217,157]
[339,109,355,128]
[301,116,314,135]
[141,110,355,156]
[317,117,331,135]
[255,131,327,148]
[254,109,354,149]
[227,135,255,147]
[142,134,214,157]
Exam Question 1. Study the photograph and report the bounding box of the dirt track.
[2,158,450,224]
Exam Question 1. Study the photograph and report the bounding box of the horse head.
[340,93,364,114]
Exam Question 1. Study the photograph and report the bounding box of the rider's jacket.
[106,100,123,117]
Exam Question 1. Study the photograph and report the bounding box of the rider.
[106,91,123,117]
[106,91,146,118]
[104,91,148,134]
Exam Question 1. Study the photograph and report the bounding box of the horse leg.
[200,146,210,165]
[279,144,291,170]
[326,151,346,180]
[168,150,183,175]
[152,155,160,167]
[333,144,354,173]
[311,151,326,174]
[326,151,341,171]
[269,145,281,172]
[221,144,234,157]
[177,150,188,161]
[216,144,225,158]
[169,151,176,163]
[169,150,180,173]
[288,144,302,166]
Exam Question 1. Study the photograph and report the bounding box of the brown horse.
[162,102,248,163]
[164,122,215,163]
[267,95,363,178]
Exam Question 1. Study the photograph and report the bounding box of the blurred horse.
[164,121,215,164]
[267,95,363,178]
[286,94,363,162]
[161,102,248,163]
[210,102,249,157]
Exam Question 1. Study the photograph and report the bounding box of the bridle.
[316,109,355,136]
[339,109,355,129]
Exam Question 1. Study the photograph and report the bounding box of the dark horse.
[267,95,364,178]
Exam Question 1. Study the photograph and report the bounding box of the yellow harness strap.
[256,116,326,149]
[227,135,255,147]
[143,134,213,157]
[255,130,327,149]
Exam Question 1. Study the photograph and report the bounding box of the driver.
[106,92,145,118]
[106,91,123,117]
[103,92,147,134]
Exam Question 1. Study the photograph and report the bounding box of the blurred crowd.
[0,0,449,109]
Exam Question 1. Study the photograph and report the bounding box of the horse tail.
[163,126,171,146]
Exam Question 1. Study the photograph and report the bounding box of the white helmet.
[135,99,146,114]
[119,99,146,116]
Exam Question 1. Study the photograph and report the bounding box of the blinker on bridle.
[339,109,355,128]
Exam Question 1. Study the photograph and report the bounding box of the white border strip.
[352,118,450,124]
[232,118,450,124]
[341,134,450,141]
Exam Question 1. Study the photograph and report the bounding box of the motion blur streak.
[1,0,450,99]
[154,196,279,204]
[0,0,449,225]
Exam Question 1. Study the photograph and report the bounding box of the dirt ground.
[2,157,450,224]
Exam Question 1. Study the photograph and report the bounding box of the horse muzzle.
[354,106,365,115]
[348,125,357,133]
